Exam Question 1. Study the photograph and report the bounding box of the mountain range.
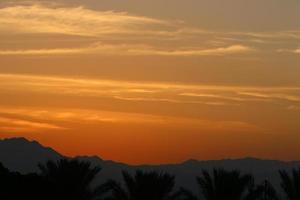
[0,137,299,193]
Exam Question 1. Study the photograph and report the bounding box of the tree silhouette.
[279,167,300,200]
[0,163,11,199]
[0,162,51,200]
[38,158,103,200]
[246,180,279,200]
[102,170,181,200]
[179,168,255,200]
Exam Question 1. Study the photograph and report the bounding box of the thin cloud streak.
[180,93,246,102]
[0,73,300,107]
[0,4,170,37]
[1,4,299,41]
[0,106,262,133]
[0,116,64,132]
[125,45,253,56]
[1,3,299,57]
[0,44,253,56]
[113,95,233,105]
[0,48,83,55]
[293,48,300,54]
[239,92,300,102]
[277,48,300,54]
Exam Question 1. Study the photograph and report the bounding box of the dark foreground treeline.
[0,159,300,200]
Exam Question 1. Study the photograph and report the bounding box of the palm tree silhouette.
[102,170,180,200]
[179,168,255,200]
[246,180,279,200]
[0,163,11,199]
[0,163,50,200]
[279,167,300,200]
[0,163,8,174]
[38,158,104,200]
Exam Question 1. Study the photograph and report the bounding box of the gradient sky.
[0,0,300,164]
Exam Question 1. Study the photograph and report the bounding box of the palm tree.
[279,167,300,200]
[199,168,254,200]
[0,163,11,199]
[102,170,180,200]
[38,158,104,200]
[179,168,255,200]
[0,163,8,174]
[246,180,279,200]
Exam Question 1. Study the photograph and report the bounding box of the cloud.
[287,105,300,110]
[0,106,262,133]
[0,2,272,58]
[277,48,300,54]
[238,92,300,102]
[0,4,170,37]
[0,2,254,57]
[123,45,253,56]
[0,73,298,134]
[113,96,183,103]
[293,48,300,54]
[0,73,300,107]
[0,44,253,56]
[0,48,83,55]
[1,3,299,40]
[0,116,64,132]
[0,108,155,124]
[238,92,271,98]
[229,31,300,40]
[179,93,246,102]
[113,95,232,105]
[3,3,300,57]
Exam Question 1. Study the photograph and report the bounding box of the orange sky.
[0,0,300,164]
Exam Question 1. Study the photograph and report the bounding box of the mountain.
[0,137,63,173]
[0,137,300,193]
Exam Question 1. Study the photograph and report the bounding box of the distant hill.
[0,137,299,193]
[0,137,63,173]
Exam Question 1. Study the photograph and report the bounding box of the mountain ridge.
[2,137,299,167]
[1,137,299,193]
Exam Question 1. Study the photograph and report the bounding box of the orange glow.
[1,0,300,164]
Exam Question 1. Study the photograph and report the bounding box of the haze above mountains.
[0,137,299,193]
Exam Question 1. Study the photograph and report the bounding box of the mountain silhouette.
[0,137,299,193]
[0,137,63,173]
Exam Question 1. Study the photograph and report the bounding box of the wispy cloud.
[0,107,164,124]
[0,73,297,134]
[0,3,268,57]
[0,48,83,55]
[1,3,299,57]
[180,93,246,102]
[1,3,299,41]
[277,48,300,54]
[113,95,233,105]
[0,4,170,37]
[123,45,253,56]
[0,73,300,107]
[238,92,300,102]
[293,48,300,54]
[0,106,262,133]
[287,105,300,111]
[0,44,253,56]
[0,116,64,132]
[229,31,300,40]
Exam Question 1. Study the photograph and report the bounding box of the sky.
[0,0,300,164]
